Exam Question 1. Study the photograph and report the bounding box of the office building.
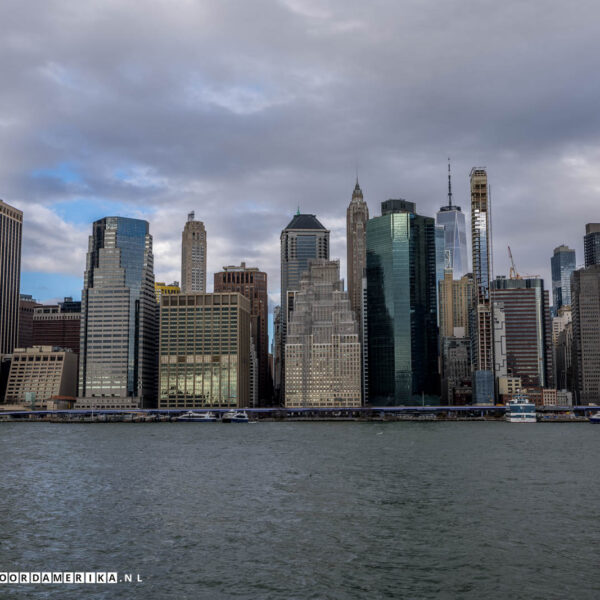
[490,277,553,388]
[32,299,81,355]
[436,161,469,278]
[155,281,180,304]
[571,265,600,404]
[79,217,158,408]
[0,199,23,355]
[4,346,77,404]
[214,263,269,404]
[439,270,473,338]
[346,179,369,322]
[181,211,207,293]
[553,306,573,391]
[159,292,250,409]
[440,337,471,405]
[18,294,41,349]
[584,224,600,267]
[470,168,494,403]
[285,260,361,408]
[366,199,439,405]
[280,213,329,394]
[551,245,576,312]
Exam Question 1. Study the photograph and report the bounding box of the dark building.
[32,299,81,355]
[214,263,270,405]
[584,224,600,268]
[18,294,41,348]
[0,199,23,355]
[571,265,600,404]
[366,200,439,405]
[490,277,553,389]
[551,245,576,312]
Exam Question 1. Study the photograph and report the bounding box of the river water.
[0,422,598,599]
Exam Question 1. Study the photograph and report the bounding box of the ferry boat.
[505,395,536,423]
[175,411,218,422]
[589,411,600,424]
[221,410,249,423]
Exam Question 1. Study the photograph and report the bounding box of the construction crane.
[507,246,540,280]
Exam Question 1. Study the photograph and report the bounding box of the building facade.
[346,179,369,322]
[214,262,270,405]
[18,294,41,349]
[551,245,576,312]
[159,292,250,409]
[280,213,329,396]
[584,223,600,268]
[79,217,158,408]
[366,200,439,405]
[155,281,180,304]
[181,211,207,293]
[439,270,473,338]
[470,168,494,403]
[32,298,81,355]
[285,260,361,408]
[490,277,553,389]
[4,346,77,404]
[0,199,23,355]
[571,265,600,404]
[436,161,469,278]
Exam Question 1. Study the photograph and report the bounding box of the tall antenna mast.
[447,157,453,208]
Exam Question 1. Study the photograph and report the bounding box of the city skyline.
[2,1,599,308]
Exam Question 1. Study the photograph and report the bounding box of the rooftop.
[284,214,327,231]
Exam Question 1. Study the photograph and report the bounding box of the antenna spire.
[447,157,453,208]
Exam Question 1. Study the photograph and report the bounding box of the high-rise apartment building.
[439,270,473,338]
[366,200,439,405]
[285,260,361,408]
[79,217,157,408]
[490,277,553,389]
[346,179,369,322]
[571,265,600,404]
[470,168,494,403]
[279,213,329,394]
[551,245,576,312]
[214,263,269,404]
[584,224,600,268]
[159,292,250,409]
[181,212,207,293]
[436,161,469,278]
[0,199,23,355]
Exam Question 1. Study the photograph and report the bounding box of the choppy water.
[0,422,599,599]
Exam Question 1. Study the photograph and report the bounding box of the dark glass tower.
[366,201,439,405]
[79,217,157,407]
[551,245,576,311]
[584,224,600,268]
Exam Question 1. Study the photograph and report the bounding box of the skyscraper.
[584,223,600,267]
[366,200,439,405]
[436,161,469,277]
[214,263,270,404]
[285,260,361,408]
[346,179,369,321]
[79,217,157,408]
[470,168,494,403]
[551,245,576,311]
[159,292,250,409]
[571,265,600,404]
[279,213,329,395]
[490,277,553,389]
[0,199,23,356]
[181,211,207,293]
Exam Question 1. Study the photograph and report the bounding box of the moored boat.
[221,410,249,423]
[589,411,600,424]
[175,411,218,422]
[505,395,536,423]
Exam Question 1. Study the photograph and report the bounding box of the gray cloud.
[1,0,599,304]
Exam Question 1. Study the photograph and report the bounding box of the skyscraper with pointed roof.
[346,179,369,321]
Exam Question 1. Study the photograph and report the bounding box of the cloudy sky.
[2,0,598,312]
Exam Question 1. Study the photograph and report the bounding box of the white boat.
[505,395,536,423]
[589,411,600,424]
[175,411,218,422]
[221,410,249,423]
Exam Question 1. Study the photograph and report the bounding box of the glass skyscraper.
[366,200,439,405]
[584,223,600,268]
[79,217,157,408]
[551,245,576,311]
